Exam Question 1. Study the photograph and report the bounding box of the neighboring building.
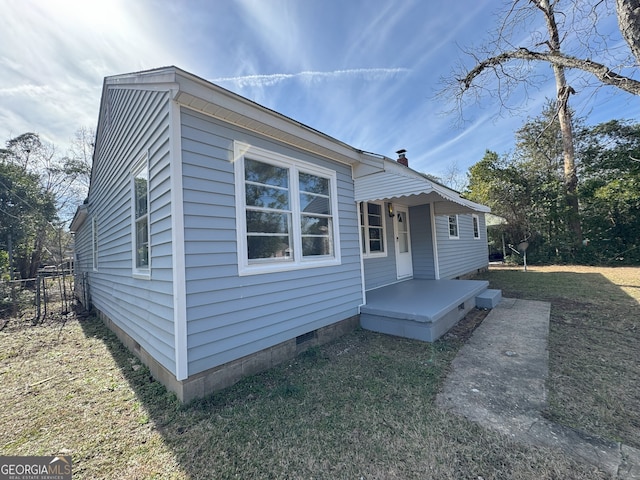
[70,66,492,403]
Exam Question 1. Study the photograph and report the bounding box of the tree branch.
[460,47,640,95]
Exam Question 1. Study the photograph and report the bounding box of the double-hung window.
[132,156,150,277]
[359,202,386,257]
[472,214,480,239]
[448,215,459,239]
[235,142,340,275]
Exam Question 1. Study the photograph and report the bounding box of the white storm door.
[394,205,413,279]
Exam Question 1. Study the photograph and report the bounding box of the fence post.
[34,276,41,324]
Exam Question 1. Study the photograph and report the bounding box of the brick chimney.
[396,149,408,167]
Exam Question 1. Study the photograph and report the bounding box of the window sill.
[363,252,388,259]
[238,258,341,276]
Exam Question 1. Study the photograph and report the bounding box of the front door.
[394,205,413,279]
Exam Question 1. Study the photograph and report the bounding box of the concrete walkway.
[437,298,640,479]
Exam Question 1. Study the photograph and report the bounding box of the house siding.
[76,87,176,374]
[362,213,397,290]
[179,108,363,376]
[435,213,488,279]
[409,204,436,279]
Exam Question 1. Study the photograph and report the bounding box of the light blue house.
[71,66,495,402]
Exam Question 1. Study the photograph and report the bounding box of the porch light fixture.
[387,202,395,217]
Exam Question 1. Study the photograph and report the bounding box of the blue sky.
[1,0,638,180]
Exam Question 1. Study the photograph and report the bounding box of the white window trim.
[448,215,459,239]
[234,141,341,276]
[131,153,151,279]
[92,216,98,271]
[472,214,481,239]
[359,201,387,258]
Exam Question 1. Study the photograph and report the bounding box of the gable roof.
[90,66,489,217]
[96,66,385,173]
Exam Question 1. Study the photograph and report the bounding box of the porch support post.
[429,203,440,279]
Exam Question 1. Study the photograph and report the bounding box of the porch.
[360,279,500,342]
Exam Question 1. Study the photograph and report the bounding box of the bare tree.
[65,126,94,197]
[449,0,640,245]
[440,160,468,192]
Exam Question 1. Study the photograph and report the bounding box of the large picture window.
[235,142,340,275]
[132,156,150,277]
[359,202,386,257]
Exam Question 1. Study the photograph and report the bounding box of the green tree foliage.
[0,159,57,279]
[579,120,640,263]
[466,104,578,263]
[0,129,93,280]
[466,114,640,265]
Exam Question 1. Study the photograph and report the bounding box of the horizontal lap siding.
[435,214,489,279]
[79,88,176,374]
[180,109,362,375]
[362,212,396,290]
[410,204,436,279]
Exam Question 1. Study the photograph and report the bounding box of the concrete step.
[476,289,502,309]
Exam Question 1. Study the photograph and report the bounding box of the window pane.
[301,215,329,235]
[245,158,288,187]
[367,203,382,226]
[369,239,382,252]
[368,227,382,240]
[134,174,148,218]
[248,236,291,260]
[246,211,290,234]
[399,232,409,253]
[300,194,329,214]
[135,217,149,268]
[299,172,328,195]
[302,236,332,256]
[136,244,149,268]
[246,184,289,209]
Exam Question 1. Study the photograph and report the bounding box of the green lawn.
[472,265,640,449]
[3,266,635,479]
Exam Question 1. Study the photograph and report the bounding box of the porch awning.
[354,165,490,215]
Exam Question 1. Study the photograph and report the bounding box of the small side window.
[92,217,98,271]
[132,155,150,277]
[359,202,386,257]
[472,214,480,239]
[448,215,459,239]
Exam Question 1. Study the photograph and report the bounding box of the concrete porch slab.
[360,279,490,342]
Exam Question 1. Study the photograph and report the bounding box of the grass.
[472,265,640,449]
[1,267,635,478]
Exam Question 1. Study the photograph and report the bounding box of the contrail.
[211,68,410,87]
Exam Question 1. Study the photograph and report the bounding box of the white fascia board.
[69,204,88,233]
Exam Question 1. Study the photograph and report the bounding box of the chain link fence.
[0,268,74,329]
